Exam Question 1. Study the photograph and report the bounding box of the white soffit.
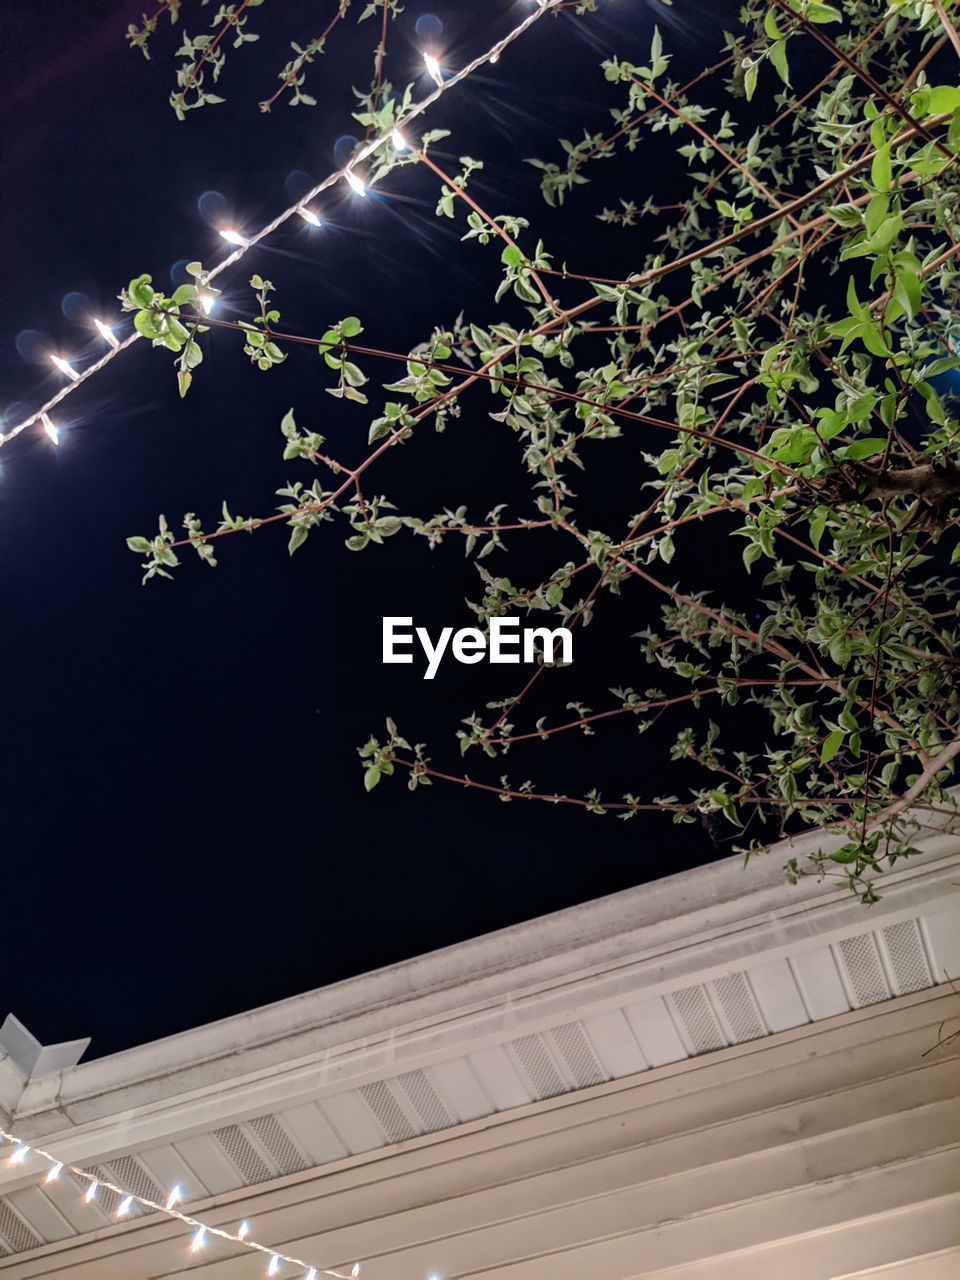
[0,814,958,1261]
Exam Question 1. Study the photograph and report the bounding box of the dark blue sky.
[0,0,735,1056]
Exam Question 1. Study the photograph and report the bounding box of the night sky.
[1,0,740,1058]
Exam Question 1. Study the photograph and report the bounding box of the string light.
[41,413,59,444]
[423,52,444,88]
[200,292,216,315]
[93,318,120,348]
[297,206,322,226]
[50,354,79,381]
[1,0,562,454]
[391,128,409,151]
[0,1128,358,1278]
[345,170,366,197]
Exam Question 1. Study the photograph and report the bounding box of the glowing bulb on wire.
[8,1145,28,1165]
[297,206,321,227]
[423,52,444,87]
[391,128,409,151]
[200,293,215,315]
[93,318,120,348]
[117,1196,133,1218]
[165,1185,182,1210]
[238,1220,251,1240]
[41,413,59,444]
[268,1255,281,1276]
[345,170,366,197]
[51,354,79,381]
[84,1180,98,1204]
[219,228,248,247]
[192,1227,206,1252]
[45,1162,62,1183]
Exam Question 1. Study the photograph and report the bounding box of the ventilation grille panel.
[74,1168,121,1216]
[213,1125,271,1185]
[837,934,890,1007]
[671,985,726,1054]
[0,1198,42,1255]
[549,1021,606,1088]
[107,1155,163,1205]
[397,1070,455,1132]
[359,1080,418,1144]
[712,973,766,1043]
[882,919,932,994]
[511,1034,567,1099]
[247,1114,307,1176]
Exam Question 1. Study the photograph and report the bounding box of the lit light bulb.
[307,1270,317,1280]
[45,1162,62,1183]
[84,1180,98,1204]
[345,170,366,197]
[8,1145,28,1165]
[117,1196,133,1218]
[94,318,120,348]
[192,1227,206,1252]
[41,413,59,444]
[238,1220,251,1240]
[297,206,321,227]
[268,1255,281,1276]
[219,228,247,247]
[165,1185,182,1210]
[423,52,444,87]
[51,354,80,381]
[200,293,216,315]
[391,128,409,151]
[351,1266,361,1277]
[490,50,500,65]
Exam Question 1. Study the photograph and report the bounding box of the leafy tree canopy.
[125,0,960,902]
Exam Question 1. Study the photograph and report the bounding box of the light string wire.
[0,0,561,453]
[0,1126,356,1278]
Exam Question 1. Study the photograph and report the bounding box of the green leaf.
[500,244,523,268]
[871,144,891,193]
[821,729,843,764]
[126,536,152,554]
[364,765,382,792]
[768,39,789,87]
[288,524,309,555]
[830,843,861,865]
[744,60,758,102]
[134,309,160,339]
[128,274,154,308]
[840,437,887,460]
[340,316,363,337]
[826,203,862,228]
